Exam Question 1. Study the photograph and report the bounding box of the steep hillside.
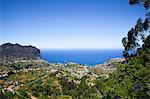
[0,43,40,63]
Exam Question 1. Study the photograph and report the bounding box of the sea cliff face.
[0,43,40,62]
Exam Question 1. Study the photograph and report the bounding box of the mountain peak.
[0,43,41,63]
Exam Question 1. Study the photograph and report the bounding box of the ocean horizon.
[41,49,123,66]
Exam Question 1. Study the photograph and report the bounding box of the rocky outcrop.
[96,58,125,66]
[103,58,126,66]
[0,43,40,62]
[94,58,126,73]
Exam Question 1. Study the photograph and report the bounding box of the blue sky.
[1,0,145,49]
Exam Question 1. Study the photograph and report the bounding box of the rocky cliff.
[0,43,40,62]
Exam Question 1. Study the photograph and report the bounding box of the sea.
[41,49,123,66]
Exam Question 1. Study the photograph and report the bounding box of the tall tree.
[129,0,150,9]
[102,1,150,98]
[122,0,150,59]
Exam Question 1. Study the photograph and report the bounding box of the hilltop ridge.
[0,43,41,63]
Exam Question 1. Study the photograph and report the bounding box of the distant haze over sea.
[41,49,123,66]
